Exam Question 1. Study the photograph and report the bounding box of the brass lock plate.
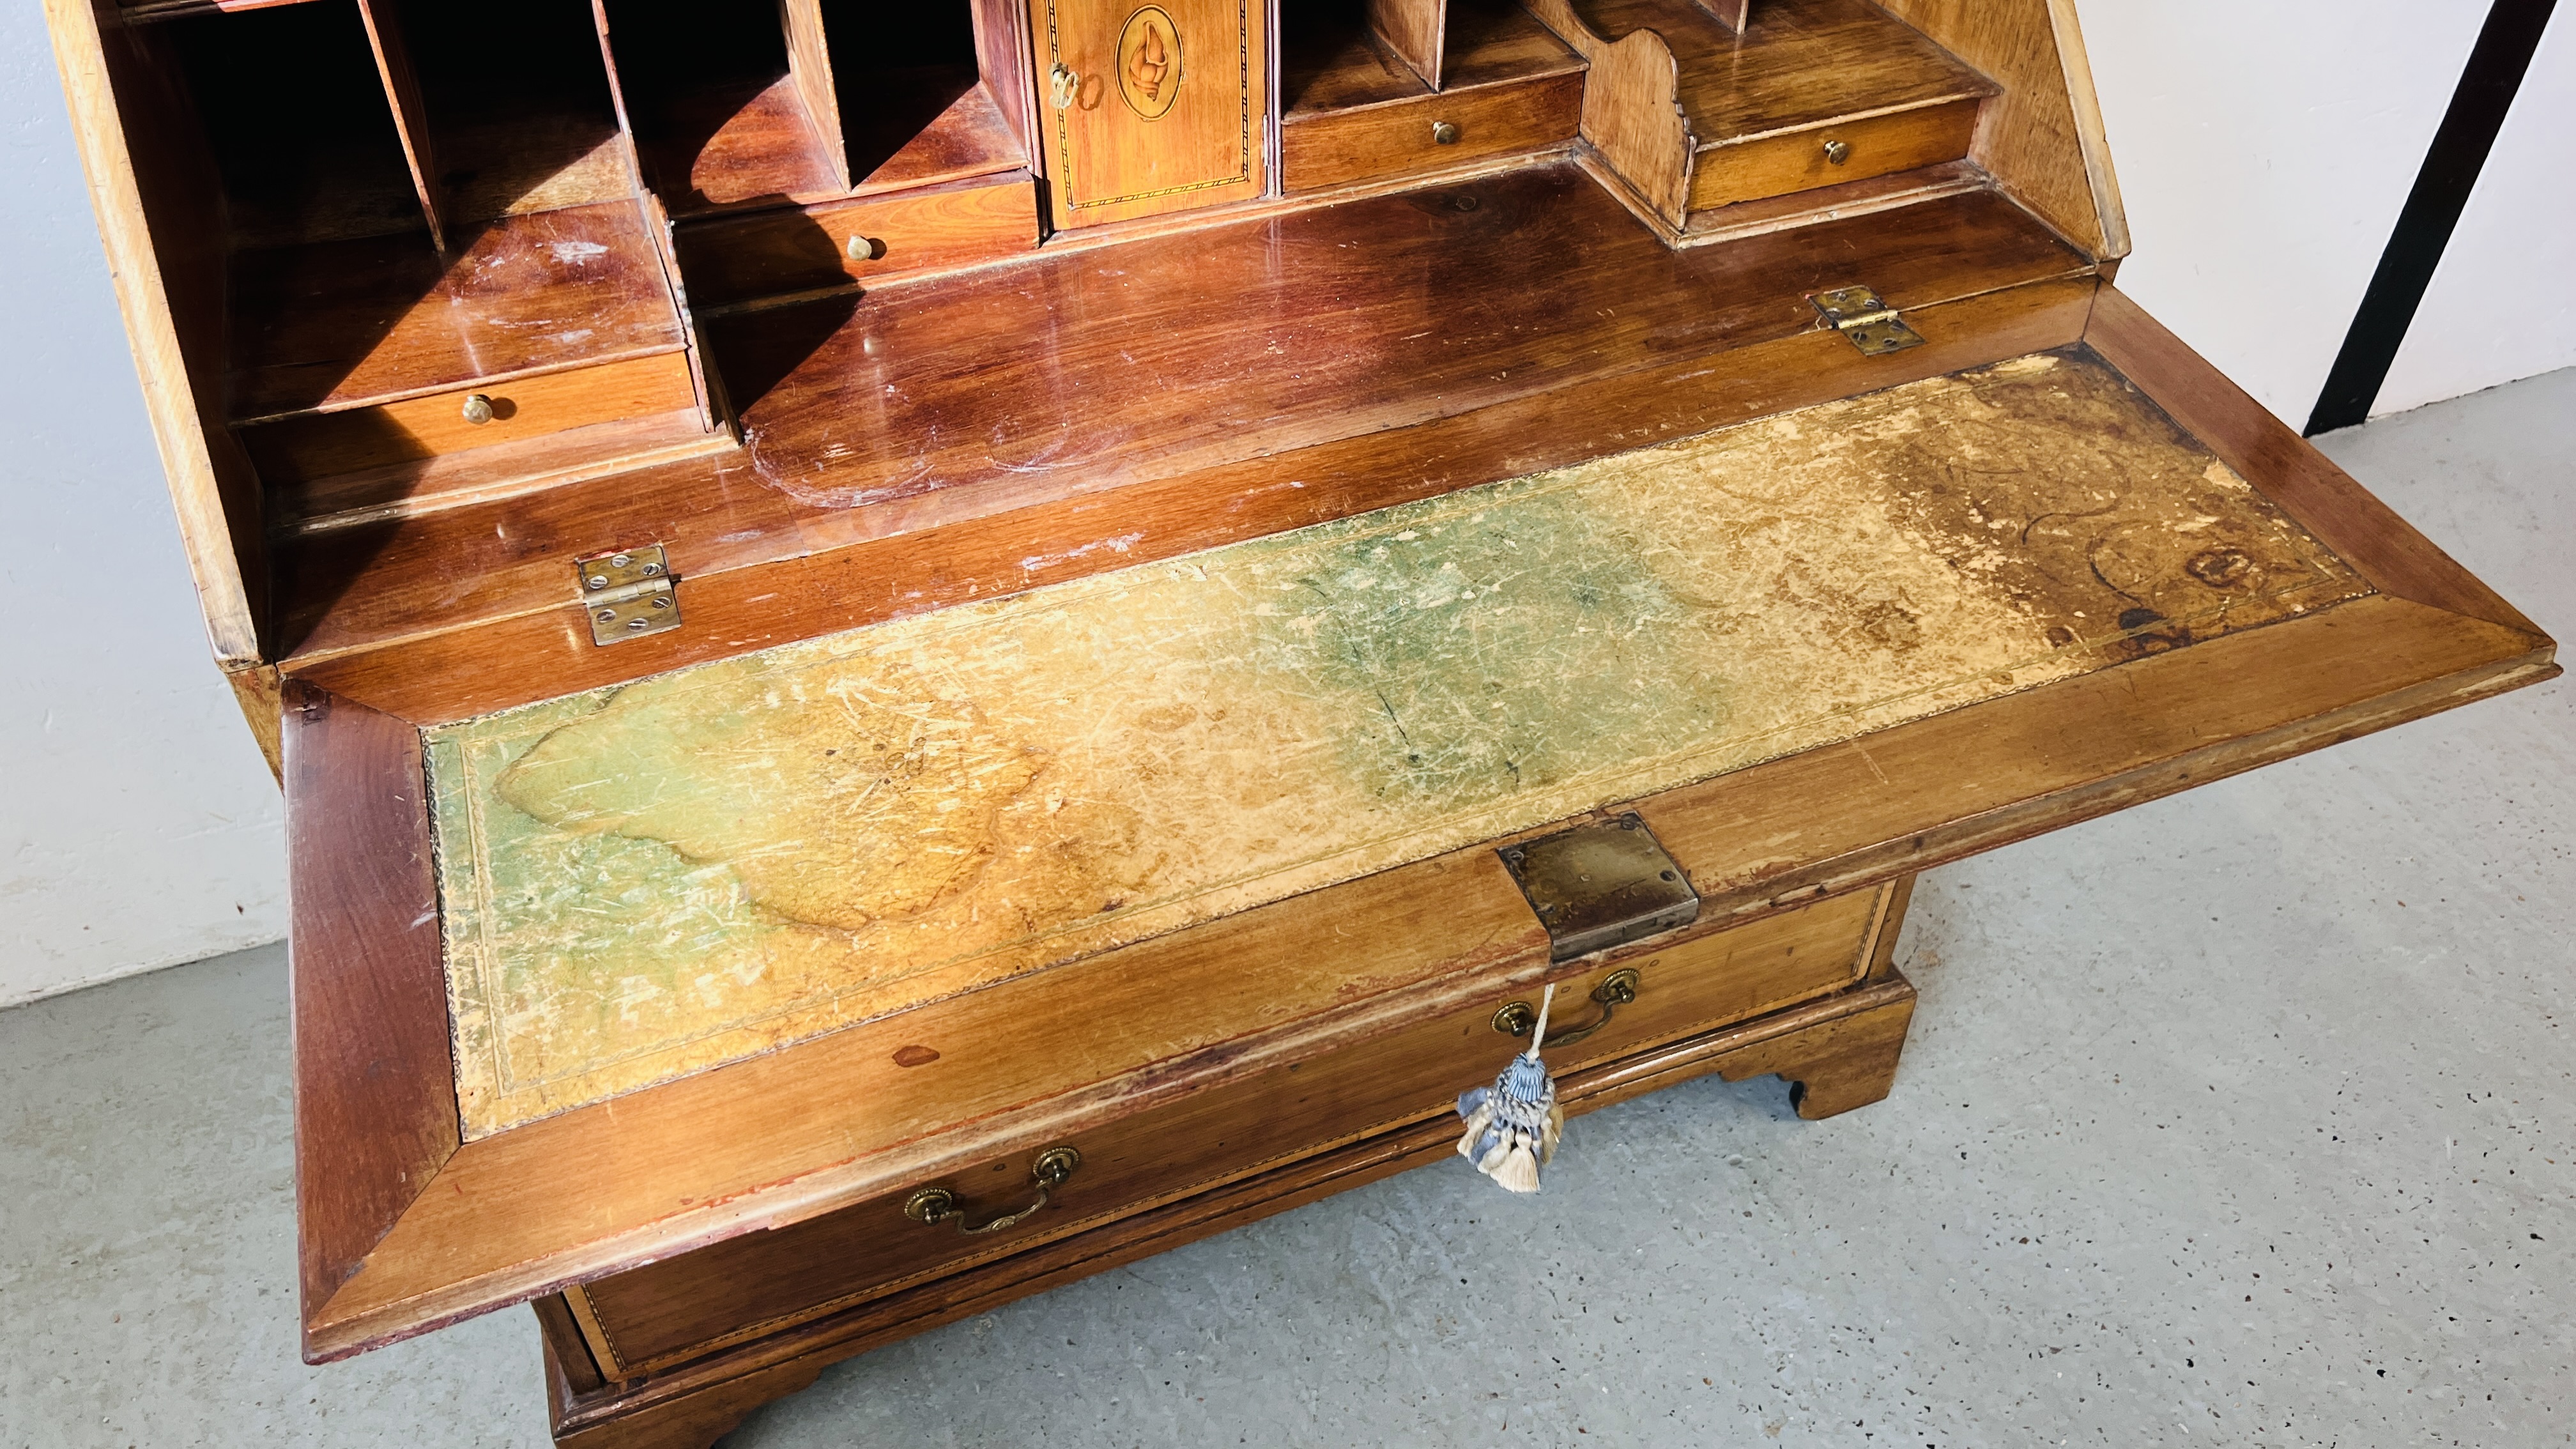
[1498,813,1700,961]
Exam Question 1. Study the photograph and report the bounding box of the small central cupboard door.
[1031,0,1267,227]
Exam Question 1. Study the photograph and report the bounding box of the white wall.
[0,0,2563,1005]
[0,0,286,1008]
[2377,10,2576,415]
[2079,0,2576,426]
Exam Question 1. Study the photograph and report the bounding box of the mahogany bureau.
[44,0,2556,1443]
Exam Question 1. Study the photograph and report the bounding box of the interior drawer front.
[573,881,1887,1374]
[1689,96,1982,213]
[1282,72,1583,195]
[673,177,1039,309]
[238,352,698,485]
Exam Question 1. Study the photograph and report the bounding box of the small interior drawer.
[238,351,699,486]
[569,880,1892,1375]
[1689,96,1981,213]
[673,174,1041,308]
[1281,71,1584,195]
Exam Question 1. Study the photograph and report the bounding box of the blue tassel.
[1455,983,1565,1193]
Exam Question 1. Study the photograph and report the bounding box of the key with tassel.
[1455,982,1567,1193]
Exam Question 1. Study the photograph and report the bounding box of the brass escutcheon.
[1492,967,1641,1047]
[903,1146,1082,1235]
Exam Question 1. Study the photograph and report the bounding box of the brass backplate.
[1498,813,1700,961]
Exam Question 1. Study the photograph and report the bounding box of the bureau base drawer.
[543,964,1917,1448]
[571,878,1908,1378]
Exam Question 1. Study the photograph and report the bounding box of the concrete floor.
[4,367,2569,1449]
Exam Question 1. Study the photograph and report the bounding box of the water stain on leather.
[427,350,2368,1137]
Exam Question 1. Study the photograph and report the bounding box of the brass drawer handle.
[1430,119,1460,145]
[1050,61,1082,109]
[1492,967,1639,1048]
[902,1146,1082,1235]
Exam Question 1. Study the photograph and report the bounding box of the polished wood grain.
[45,0,267,663]
[846,77,1028,195]
[1030,0,1268,227]
[225,663,287,784]
[970,0,1036,158]
[1688,94,1979,210]
[1280,70,1580,193]
[1531,0,1992,224]
[377,0,634,224]
[1860,871,1914,986]
[284,271,2101,719]
[544,976,1918,1449]
[283,412,733,536]
[355,0,447,252]
[303,839,1544,1360]
[624,66,842,211]
[281,681,458,1344]
[296,573,2551,1360]
[625,56,1023,217]
[579,885,1887,1374]
[2085,288,2539,634]
[1639,597,2554,923]
[673,171,1040,308]
[1522,0,1689,220]
[272,178,2087,676]
[1366,0,1445,88]
[1671,157,1982,246]
[241,351,701,484]
[231,199,686,419]
[1284,0,1581,113]
[1878,0,2127,259]
[532,1293,607,1397]
[778,0,849,190]
[1639,0,1990,141]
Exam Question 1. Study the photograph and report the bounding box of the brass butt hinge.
[575,544,681,645]
[1811,286,1926,356]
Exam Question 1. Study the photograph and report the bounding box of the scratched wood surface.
[427,350,2365,1136]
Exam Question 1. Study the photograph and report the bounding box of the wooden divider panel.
[1367,0,1446,88]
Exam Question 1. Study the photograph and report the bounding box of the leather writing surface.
[425,350,2364,1136]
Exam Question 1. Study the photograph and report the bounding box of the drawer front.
[239,351,698,485]
[674,175,1041,309]
[1280,70,1583,195]
[1687,96,1982,213]
[575,882,1892,1374]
